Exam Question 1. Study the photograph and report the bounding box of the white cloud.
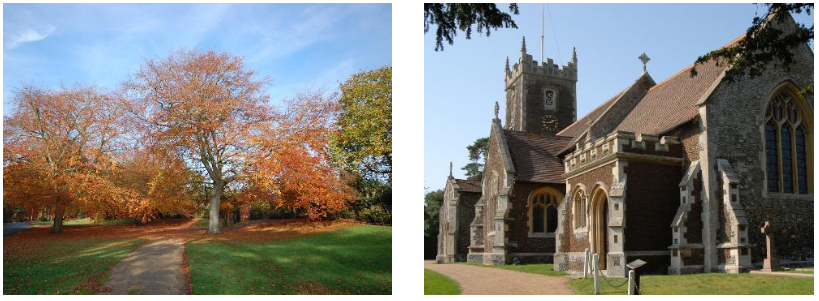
[4,8,57,51]
[314,58,356,88]
[246,4,356,63]
[5,23,56,51]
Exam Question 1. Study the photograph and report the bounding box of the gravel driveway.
[424,260,576,295]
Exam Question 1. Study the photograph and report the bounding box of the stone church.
[436,12,813,277]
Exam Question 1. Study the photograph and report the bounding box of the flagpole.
[541,3,545,65]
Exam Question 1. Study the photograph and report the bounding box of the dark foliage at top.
[425,3,519,51]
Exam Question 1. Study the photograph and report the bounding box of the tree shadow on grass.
[187,225,391,294]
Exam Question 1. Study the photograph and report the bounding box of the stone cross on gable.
[639,52,650,73]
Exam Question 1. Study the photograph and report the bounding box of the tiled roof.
[614,58,727,135]
[454,179,482,193]
[556,72,655,155]
[504,130,573,183]
[556,90,624,138]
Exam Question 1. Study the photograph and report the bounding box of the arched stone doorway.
[590,187,609,268]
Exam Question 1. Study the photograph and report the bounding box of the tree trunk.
[239,205,250,223]
[52,200,65,233]
[225,210,234,227]
[208,182,223,233]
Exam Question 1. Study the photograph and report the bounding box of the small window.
[572,189,586,229]
[530,188,561,235]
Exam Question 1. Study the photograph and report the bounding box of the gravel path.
[100,239,187,295]
[424,260,576,295]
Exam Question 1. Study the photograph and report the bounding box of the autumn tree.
[3,86,130,232]
[330,67,392,220]
[112,146,202,222]
[123,49,271,233]
[240,92,354,219]
[331,67,392,180]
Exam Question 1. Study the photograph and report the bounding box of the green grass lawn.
[32,218,138,227]
[187,224,391,294]
[3,238,146,294]
[458,262,568,277]
[424,269,460,295]
[570,273,814,295]
[783,267,813,275]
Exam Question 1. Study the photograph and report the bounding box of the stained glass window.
[765,91,810,194]
[796,126,808,194]
[766,121,779,192]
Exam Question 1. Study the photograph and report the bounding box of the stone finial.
[505,56,510,73]
[638,52,650,73]
[494,101,499,119]
[584,119,595,144]
[521,36,527,53]
[572,47,577,64]
[449,161,453,178]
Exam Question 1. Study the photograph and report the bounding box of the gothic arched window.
[529,187,562,236]
[572,189,586,229]
[764,90,811,194]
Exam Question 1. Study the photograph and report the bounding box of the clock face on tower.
[543,88,557,111]
[542,114,558,132]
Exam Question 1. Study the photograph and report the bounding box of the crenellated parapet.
[505,53,577,89]
[563,131,681,177]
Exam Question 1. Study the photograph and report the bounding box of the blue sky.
[3,3,391,115]
[424,3,814,193]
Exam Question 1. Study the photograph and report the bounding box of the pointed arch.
[570,184,589,230]
[762,81,812,195]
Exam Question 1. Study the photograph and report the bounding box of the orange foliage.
[4,49,357,231]
[3,86,133,227]
[242,92,355,219]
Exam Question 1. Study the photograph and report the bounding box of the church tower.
[504,36,577,135]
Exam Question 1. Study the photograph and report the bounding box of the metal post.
[627,270,635,295]
[593,253,600,295]
[583,248,590,278]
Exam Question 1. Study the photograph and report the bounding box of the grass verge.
[424,269,461,295]
[187,224,391,294]
[783,267,814,275]
[569,273,814,295]
[458,262,568,277]
[32,218,139,227]
[3,238,146,294]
